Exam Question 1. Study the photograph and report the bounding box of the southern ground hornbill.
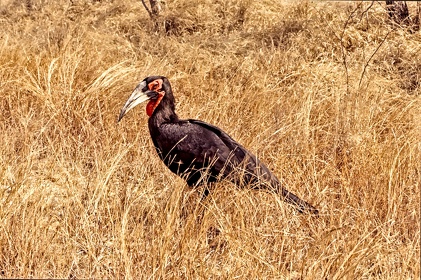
[118,76,318,214]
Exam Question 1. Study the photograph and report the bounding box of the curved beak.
[118,81,153,122]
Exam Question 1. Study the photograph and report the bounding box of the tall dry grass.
[0,0,419,278]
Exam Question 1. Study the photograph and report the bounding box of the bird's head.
[118,76,174,121]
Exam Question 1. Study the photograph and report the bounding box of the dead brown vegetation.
[0,0,419,278]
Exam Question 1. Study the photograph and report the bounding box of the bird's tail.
[280,187,319,215]
[229,154,319,214]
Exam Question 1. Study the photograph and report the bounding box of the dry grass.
[0,0,419,278]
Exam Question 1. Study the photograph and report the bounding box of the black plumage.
[118,76,318,214]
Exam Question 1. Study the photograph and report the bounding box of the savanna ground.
[0,0,420,278]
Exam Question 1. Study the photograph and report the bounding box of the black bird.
[118,76,318,214]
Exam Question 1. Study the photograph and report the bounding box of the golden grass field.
[0,0,420,278]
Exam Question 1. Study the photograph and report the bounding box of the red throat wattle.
[146,92,164,117]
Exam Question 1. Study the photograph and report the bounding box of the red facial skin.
[146,92,164,116]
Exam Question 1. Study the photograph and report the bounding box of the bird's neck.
[148,98,179,128]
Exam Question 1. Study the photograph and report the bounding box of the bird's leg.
[185,185,209,232]
[195,184,224,249]
[201,187,210,201]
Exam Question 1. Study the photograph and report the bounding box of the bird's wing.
[187,119,245,154]
[187,119,278,185]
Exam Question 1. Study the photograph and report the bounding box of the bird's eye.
[148,79,163,91]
